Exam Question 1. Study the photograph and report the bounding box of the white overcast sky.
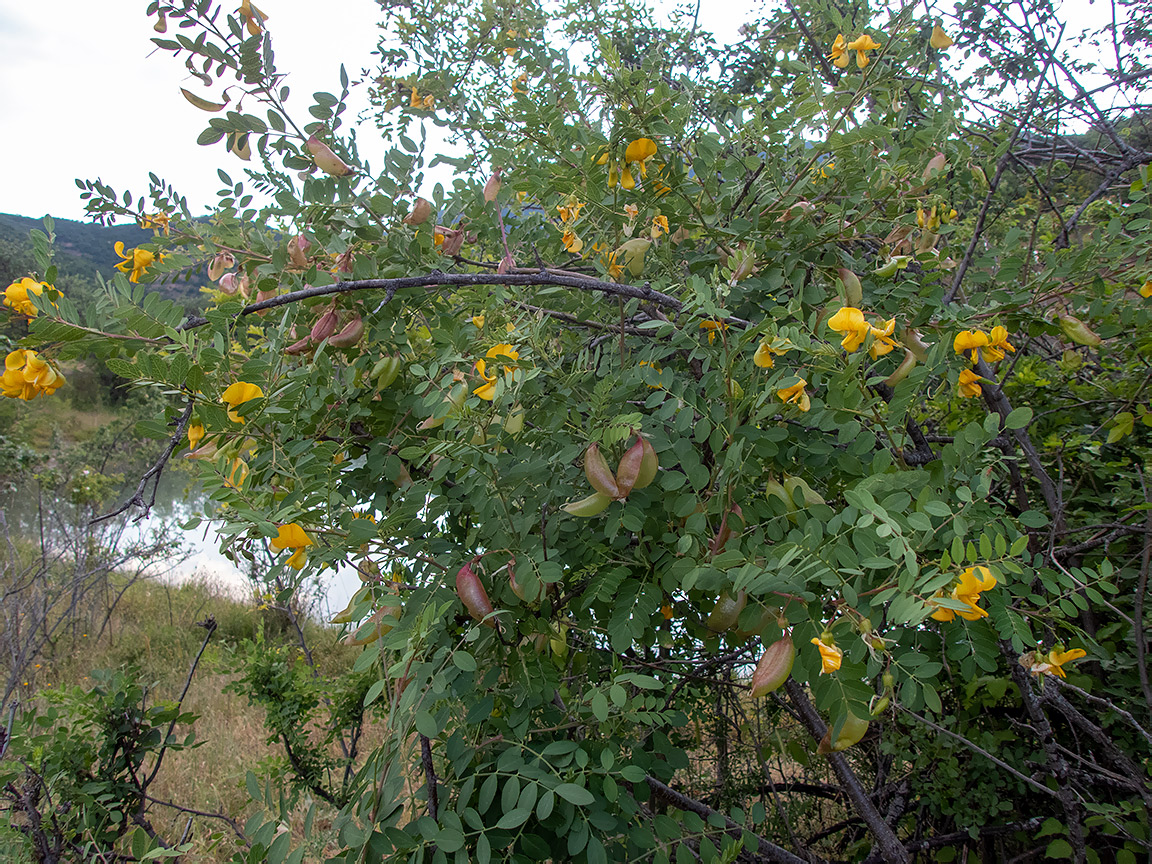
[0,0,1110,225]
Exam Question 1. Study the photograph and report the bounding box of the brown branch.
[783,680,910,863]
[643,775,809,864]
[1002,643,1087,863]
[91,397,195,524]
[420,734,438,821]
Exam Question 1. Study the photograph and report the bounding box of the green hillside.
[0,212,208,305]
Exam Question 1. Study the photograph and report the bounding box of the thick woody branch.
[783,680,910,863]
[643,775,808,864]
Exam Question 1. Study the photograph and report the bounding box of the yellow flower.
[270,522,313,570]
[953,329,989,363]
[1027,647,1087,678]
[623,204,639,220]
[114,242,156,284]
[224,457,248,490]
[829,33,849,68]
[957,368,983,398]
[638,360,663,388]
[777,379,810,412]
[699,320,728,344]
[620,165,636,190]
[221,381,264,423]
[2,349,64,401]
[188,423,205,451]
[409,86,422,108]
[471,314,485,329]
[238,0,268,36]
[811,637,842,674]
[651,214,669,239]
[562,229,584,254]
[473,358,497,401]
[754,340,790,369]
[983,325,1015,363]
[625,137,658,172]
[4,277,52,317]
[868,318,899,359]
[139,212,171,235]
[1141,278,1152,299]
[828,306,870,352]
[930,24,954,49]
[606,251,624,281]
[557,199,584,224]
[846,34,881,68]
[486,343,520,374]
[929,566,997,621]
[512,73,528,94]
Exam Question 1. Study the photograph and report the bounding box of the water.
[0,467,361,622]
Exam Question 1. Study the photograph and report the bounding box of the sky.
[0,0,388,222]
[0,1,750,225]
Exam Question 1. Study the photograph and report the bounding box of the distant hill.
[0,213,207,306]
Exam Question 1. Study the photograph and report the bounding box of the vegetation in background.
[4,0,1152,861]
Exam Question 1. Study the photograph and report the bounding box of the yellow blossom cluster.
[777,378,810,412]
[557,196,585,254]
[928,566,997,621]
[474,343,520,401]
[2,349,65,401]
[952,326,1014,398]
[827,307,898,358]
[829,33,881,68]
[600,137,658,190]
[4,277,54,317]
[114,242,159,284]
[271,522,313,570]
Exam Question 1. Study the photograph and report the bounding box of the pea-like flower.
[700,320,728,344]
[983,326,1015,363]
[221,381,264,423]
[829,34,849,68]
[1141,278,1152,298]
[868,318,899,359]
[754,341,788,369]
[651,214,669,239]
[953,329,989,363]
[188,422,205,451]
[930,24,954,49]
[846,34,881,68]
[624,137,658,179]
[810,636,843,674]
[2,349,65,401]
[239,0,268,36]
[928,566,997,621]
[473,344,520,400]
[114,242,157,284]
[828,306,871,352]
[957,369,983,398]
[139,212,171,235]
[1024,646,1087,679]
[777,378,811,412]
[4,277,53,317]
[270,522,313,570]
[562,229,584,254]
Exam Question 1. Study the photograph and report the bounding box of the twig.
[144,616,217,789]
[895,705,1055,797]
[144,794,250,847]
[91,397,195,524]
[643,775,808,864]
[1050,677,1152,749]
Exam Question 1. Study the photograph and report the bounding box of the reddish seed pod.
[456,559,496,627]
[750,635,796,697]
[329,315,365,348]
[310,305,339,343]
[584,443,621,499]
[615,437,646,498]
[288,234,312,268]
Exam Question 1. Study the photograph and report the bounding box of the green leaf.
[554,783,595,806]
[1004,406,1033,430]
